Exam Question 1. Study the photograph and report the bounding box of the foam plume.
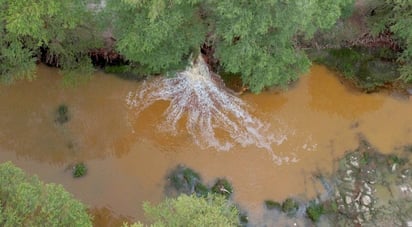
[126,56,290,164]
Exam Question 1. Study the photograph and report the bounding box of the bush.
[167,165,202,195]
[0,162,92,226]
[72,163,88,178]
[387,155,407,168]
[211,178,233,198]
[265,200,282,210]
[310,47,399,91]
[55,104,69,124]
[404,145,412,153]
[306,202,324,222]
[194,183,209,197]
[282,198,299,216]
[138,194,240,226]
[238,211,249,226]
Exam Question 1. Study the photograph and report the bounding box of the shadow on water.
[308,66,384,118]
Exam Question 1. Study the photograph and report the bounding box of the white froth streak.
[126,56,292,164]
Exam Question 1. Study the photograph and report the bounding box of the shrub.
[306,202,324,222]
[0,162,92,226]
[265,200,282,210]
[167,165,202,195]
[387,155,407,166]
[211,178,233,198]
[282,198,299,216]
[55,104,69,124]
[140,194,240,226]
[404,145,412,153]
[194,183,209,197]
[73,163,88,178]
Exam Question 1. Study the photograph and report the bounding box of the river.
[0,64,411,225]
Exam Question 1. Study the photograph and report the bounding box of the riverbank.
[257,136,412,226]
[301,0,410,94]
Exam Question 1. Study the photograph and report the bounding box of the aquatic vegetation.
[281,198,299,216]
[387,154,407,166]
[306,201,324,222]
[194,183,209,198]
[238,211,249,226]
[72,163,87,178]
[309,47,399,91]
[55,104,69,124]
[360,151,371,165]
[167,166,235,198]
[126,56,288,163]
[104,65,130,74]
[260,140,411,225]
[182,168,201,187]
[211,178,233,198]
[167,165,202,195]
[164,165,247,224]
[326,138,412,226]
[404,145,412,153]
[264,200,282,210]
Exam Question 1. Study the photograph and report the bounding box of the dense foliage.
[367,0,412,82]
[107,0,354,92]
[106,0,207,74]
[0,162,92,226]
[0,0,101,84]
[209,0,354,92]
[3,0,411,91]
[125,194,240,227]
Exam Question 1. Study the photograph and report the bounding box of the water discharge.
[126,56,288,163]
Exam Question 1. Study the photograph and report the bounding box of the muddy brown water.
[1,65,411,225]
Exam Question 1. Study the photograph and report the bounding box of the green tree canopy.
[367,0,412,82]
[106,0,207,74]
[125,194,240,227]
[210,0,354,92]
[0,0,101,84]
[0,162,92,227]
[107,0,354,92]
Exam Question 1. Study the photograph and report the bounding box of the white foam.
[126,56,289,164]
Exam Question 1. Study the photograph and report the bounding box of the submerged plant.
[55,104,69,124]
[194,183,209,198]
[282,198,299,216]
[264,200,282,210]
[126,56,289,163]
[387,154,407,166]
[306,201,324,222]
[238,211,249,226]
[72,163,87,178]
[167,165,202,195]
[404,145,412,153]
[211,178,233,199]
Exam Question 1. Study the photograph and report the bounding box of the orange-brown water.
[1,65,411,225]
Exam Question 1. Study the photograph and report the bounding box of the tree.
[107,0,354,92]
[106,0,207,74]
[0,162,92,226]
[124,194,240,227]
[209,0,354,92]
[0,0,101,84]
[367,0,412,82]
